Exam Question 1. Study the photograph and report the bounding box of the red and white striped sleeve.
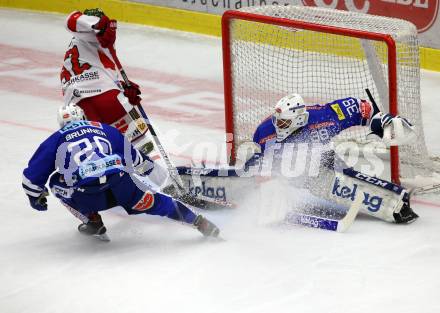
[65,11,100,33]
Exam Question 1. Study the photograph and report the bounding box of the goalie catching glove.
[369,112,417,146]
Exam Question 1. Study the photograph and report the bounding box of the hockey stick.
[365,88,381,115]
[107,47,233,209]
[286,191,362,232]
[410,183,440,195]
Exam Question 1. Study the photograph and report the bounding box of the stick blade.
[286,192,362,233]
[336,190,362,232]
[287,212,339,231]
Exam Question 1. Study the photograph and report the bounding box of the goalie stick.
[365,88,381,114]
[107,47,233,210]
[286,191,362,232]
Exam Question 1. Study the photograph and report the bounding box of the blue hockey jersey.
[253,97,366,153]
[22,121,144,198]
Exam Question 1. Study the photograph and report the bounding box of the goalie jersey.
[253,97,368,153]
[22,121,144,196]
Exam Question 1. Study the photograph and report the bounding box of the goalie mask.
[272,93,309,141]
[57,103,85,127]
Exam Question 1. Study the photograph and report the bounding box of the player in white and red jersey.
[58,8,179,190]
[60,8,152,153]
[60,9,214,203]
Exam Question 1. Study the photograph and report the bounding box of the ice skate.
[394,202,419,224]
[193,215,220,238]
[78,213,110,241]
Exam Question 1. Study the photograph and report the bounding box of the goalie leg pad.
[309,167,409,223]
[330,174,403,222]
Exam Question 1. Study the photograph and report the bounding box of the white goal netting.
[223,5,440,182]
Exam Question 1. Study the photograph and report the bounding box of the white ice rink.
[1,9,440,313]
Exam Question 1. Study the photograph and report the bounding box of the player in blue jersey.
[22,103,219,241]
[247,93,418,224]
[253,94,415,152]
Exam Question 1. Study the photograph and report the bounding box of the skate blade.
[214,236,226,242]
[93,233,111,242]
[79,231,111,242]
[203,234,226,242]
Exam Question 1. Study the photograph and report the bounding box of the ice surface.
[0,9,439,313]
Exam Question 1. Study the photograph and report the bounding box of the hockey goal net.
[222,5,439,184]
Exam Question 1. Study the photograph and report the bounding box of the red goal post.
[222,7,411,184]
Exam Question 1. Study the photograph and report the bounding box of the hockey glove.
[92,14,117,48]
[83,8,106,18]
[28,189,49,211]
[369,112,416,146]
[369,112,393,139]
[121,80,142,106]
